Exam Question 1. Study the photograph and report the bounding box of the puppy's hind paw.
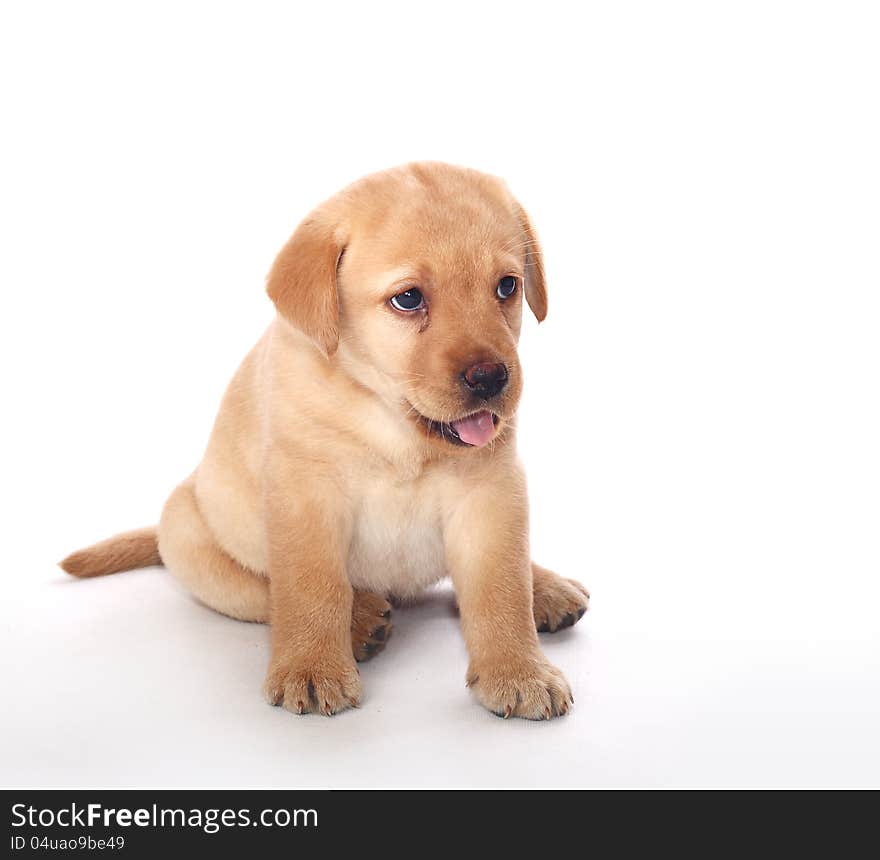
[533,566,590,633]
[351,590,393,662]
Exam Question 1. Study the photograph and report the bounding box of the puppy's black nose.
[462,362,509,399]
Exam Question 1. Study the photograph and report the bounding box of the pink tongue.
[451,411,496,446]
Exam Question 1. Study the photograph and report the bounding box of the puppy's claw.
[504,704,512,719]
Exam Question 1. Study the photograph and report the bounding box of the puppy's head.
[267,162,547,450]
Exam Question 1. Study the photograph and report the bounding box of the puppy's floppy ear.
[513,202,548,322]
[266,208,346,356]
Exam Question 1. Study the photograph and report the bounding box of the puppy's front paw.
[533,567,590,633]
[264,656,362,716]
[466,656,573,720]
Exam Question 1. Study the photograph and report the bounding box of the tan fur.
[61,162,589,719]
[60,527,161,577]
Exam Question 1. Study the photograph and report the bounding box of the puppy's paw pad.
[467,658,573,720]
[264,659,362,716]
[534,574,590,633]
[351,590,393,662]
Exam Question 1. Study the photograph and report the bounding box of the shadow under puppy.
[62,162,590,719]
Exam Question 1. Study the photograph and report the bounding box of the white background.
[1,1,878,788]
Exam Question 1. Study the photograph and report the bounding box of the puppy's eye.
[390,288,425,312]
[497,276,518,299]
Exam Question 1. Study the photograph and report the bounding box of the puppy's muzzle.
[461,361,508,400]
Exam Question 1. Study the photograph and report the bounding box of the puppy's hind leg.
[159,479,395,653]
[158,479,270,622]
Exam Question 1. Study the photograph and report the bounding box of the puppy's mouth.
[415,409,500,447]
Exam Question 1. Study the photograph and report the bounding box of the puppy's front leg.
[263,483,361,716]
[445,472,572,720]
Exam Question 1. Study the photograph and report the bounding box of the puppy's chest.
[346,479,446,596]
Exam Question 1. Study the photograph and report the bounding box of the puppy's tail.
[59,527,162,578]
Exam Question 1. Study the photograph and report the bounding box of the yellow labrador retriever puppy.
[61,162,589,719]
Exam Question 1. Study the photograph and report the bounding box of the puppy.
[61,162,590,719]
